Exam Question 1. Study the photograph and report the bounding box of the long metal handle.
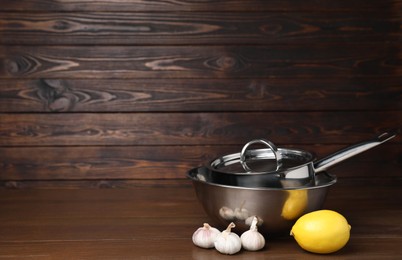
[313,130,398,173]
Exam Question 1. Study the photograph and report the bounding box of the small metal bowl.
[187,166,337,236]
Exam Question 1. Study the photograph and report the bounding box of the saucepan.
[205,130,397,188]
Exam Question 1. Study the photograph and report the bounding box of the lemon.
[281,190,308,220]
[290,210,351,254]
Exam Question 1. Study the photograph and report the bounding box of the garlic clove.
[214,222,242,255]
[241,216,266,251]
[192,223,220,248]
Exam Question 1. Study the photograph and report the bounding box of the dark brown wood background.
[0,0,401,188]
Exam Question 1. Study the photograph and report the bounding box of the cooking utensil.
[207,130,397,188]
[187,167,337,235]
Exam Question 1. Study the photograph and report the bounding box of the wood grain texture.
[0,0,401,185]
[1,45,400,79]
[0,144,400,181]
[2,0,401,12]
[1,12,400,45]
[0,180,401,258]
[1,78,401,112]
[0,112,400,146]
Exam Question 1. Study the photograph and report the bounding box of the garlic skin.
[192,223,220,248]
[214,222,242,255]
[241,216,265,251]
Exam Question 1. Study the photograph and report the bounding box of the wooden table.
[1,178,401,259]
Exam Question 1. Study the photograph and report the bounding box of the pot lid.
[209,139,314,175]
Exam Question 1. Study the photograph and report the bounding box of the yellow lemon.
[290,210,351,254]
[281,190,308,220]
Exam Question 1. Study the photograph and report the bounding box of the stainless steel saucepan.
[204,130,397,188]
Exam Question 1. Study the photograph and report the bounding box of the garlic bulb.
[234,207,249,220]
[240,216,265,251]
[219,206,235,220]
[192,223,220,248]
[234,201,249,220]
[245,215,263,226]
[214,222,242,255]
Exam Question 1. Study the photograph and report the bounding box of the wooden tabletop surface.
[1,178,401,259]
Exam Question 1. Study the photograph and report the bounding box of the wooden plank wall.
[0,0,401,188]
